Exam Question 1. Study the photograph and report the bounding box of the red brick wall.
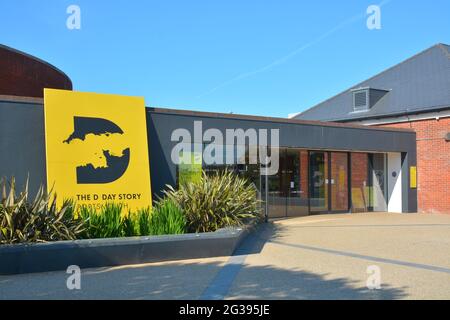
[376,118,450,214]
[0,46,72,98]
[300,150,309,199]
[351,153,369,212]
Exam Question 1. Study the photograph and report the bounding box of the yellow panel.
[351,188,366,211]
[339,169,345,188]
[44,89,152,211]
[410,166,417,189]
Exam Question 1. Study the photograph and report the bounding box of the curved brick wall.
[0,45,72,98]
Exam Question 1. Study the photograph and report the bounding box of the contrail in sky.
[197,0,392,98]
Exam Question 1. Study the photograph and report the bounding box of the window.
[351,87,389,112]
[353,89,369,111]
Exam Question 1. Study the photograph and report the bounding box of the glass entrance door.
[263,149,351,217]
[285,149,309,217]
[309,151,329,213]
[265,147,286,218]
[264,148,309,218]
[330,152,349,212]
[369,153,388,212]
[309,151,349,214]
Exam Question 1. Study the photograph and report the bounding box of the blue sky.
[1,0,449,117]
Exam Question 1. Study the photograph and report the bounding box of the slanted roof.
[295,43,450,122]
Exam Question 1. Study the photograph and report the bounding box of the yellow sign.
[410,166,417,189]
[44,89,152,211]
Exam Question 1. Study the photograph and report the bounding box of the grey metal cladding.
[147,108,417,212]
[0,99,418,212]
[295,44,450,121]
[0,101,46,197]
[369,89,390,108]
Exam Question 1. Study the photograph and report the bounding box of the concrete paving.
[1,213,450,300]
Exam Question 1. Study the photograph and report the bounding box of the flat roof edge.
[147,107,415,134]
[334,105,450,123]
[0,96,416,134]
[0,94,43,104]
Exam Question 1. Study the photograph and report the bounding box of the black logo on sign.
[63,116,130,184]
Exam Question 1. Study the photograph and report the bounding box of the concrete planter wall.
[0,226,252,275]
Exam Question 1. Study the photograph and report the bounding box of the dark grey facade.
[0,97,418,215]
[148,108,417,213]
[0,96,47,197]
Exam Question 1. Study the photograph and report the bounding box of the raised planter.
[0,225,253,275]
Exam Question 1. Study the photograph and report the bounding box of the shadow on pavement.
[0,223,407,300]
[234,221,289,256]
[0,258,407,300]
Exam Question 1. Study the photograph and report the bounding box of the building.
[148,109,416,217]
[0,45,418,218]
[0,44,72,97]
[295,44,450,214]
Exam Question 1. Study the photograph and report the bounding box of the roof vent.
[354,91,368,109]
[351,87,389,112]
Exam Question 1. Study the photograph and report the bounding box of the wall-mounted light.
[445,132,450,142]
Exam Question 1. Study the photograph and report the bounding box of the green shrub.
[123,211,138,237]
[0,178,84,244]
[148,199,186,235]
[135,207,152,236]
[79,201,186,238]
[164,170,261,233]
[79,203,128,239]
